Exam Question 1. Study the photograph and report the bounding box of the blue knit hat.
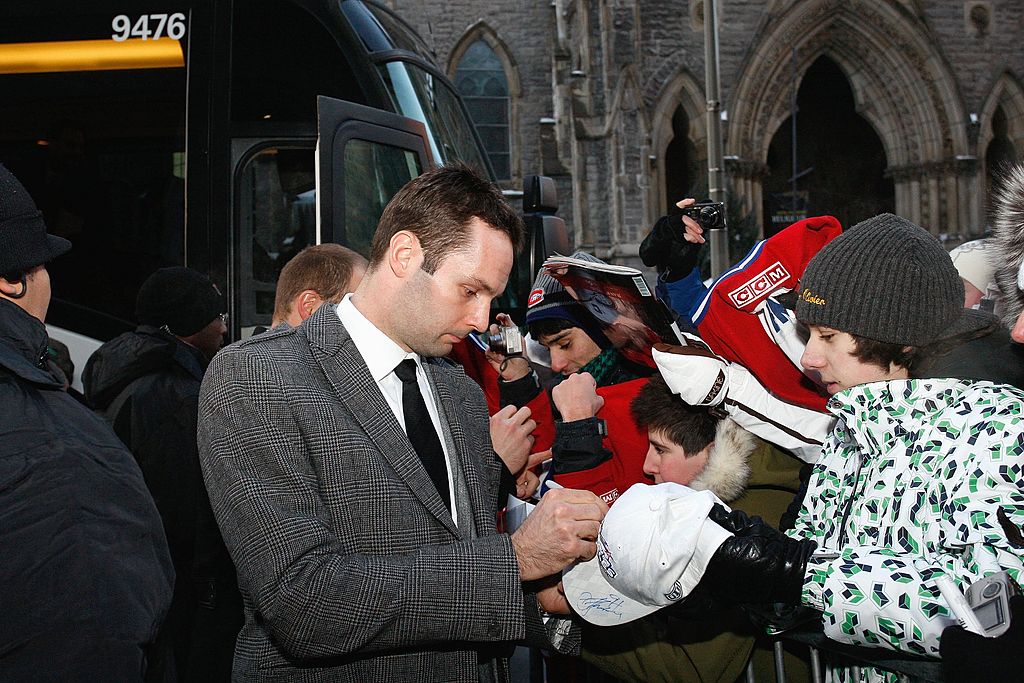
[525,251,611,348]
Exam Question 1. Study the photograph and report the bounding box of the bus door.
[315,96,432,252]
[231,96,430,337]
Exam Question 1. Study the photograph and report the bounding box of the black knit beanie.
[0,163,71,274]
[136,267,224,336]
[796,213,991,346]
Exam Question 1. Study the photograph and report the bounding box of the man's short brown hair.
[272,244,366,322]
[369,164,524,273]
[630,375,720,455]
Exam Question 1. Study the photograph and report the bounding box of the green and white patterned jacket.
[790,378,1024,665]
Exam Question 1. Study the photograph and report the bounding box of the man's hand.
[535,576,570,615]
[511,488,607,581]
[490,405,537,475]
[639,198,705,282]
[652,336,731,406]
[515,450,549,500]
[551,372,604,421]
[483,313,531,382]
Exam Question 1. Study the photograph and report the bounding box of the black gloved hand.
[639,214,702,282]
[941,595,1024,682]
[697,503,817,606]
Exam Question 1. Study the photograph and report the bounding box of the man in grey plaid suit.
[198,165,607,681]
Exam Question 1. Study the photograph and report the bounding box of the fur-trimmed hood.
[688,417,755,503]
[991,164,1024,329]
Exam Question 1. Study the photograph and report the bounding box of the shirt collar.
[337,293,417,382]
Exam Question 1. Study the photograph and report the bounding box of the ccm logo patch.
[527,288,545,307]
[727,261,790,308]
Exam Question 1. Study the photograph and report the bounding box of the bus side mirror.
[523,175,558,214]
[522,175,569,264]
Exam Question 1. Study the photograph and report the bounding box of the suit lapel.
[303,305,460,537]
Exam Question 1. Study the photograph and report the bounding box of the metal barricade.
[745,626,945,683]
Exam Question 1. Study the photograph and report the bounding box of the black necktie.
[394,359,451,512]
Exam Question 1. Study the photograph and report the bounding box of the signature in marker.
[576,592,625,619]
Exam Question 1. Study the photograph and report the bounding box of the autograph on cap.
[575,592,625,620]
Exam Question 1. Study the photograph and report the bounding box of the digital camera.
[966,571,1021,637]
[680,201,727,230]
[485,325,524,356]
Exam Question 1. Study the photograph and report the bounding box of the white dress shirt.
[337,294,457,522]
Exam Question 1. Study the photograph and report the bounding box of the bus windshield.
[378,60,491,175]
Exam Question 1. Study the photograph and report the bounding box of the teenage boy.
[648,214,1024,675]
[581,375,808,683]
[491,253,832,505]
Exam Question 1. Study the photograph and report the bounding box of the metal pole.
[704,0,729,277]
[791,48,798,212]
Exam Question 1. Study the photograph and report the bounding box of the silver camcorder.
[966,571,1020,637]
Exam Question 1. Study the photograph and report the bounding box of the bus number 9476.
[111,13,186,41]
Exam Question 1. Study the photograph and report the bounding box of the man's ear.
[0,274,26,299]
[297,290,321,321]
[387,230,420,278]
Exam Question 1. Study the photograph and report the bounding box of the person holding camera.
[488,250,658,504]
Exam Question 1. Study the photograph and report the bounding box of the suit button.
[488,620,501,636]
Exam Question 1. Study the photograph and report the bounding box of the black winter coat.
[84,327,242,682]
[0,300,173,681]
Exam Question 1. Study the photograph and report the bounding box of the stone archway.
[980,73,1024,222]
[727,0,972,236]
[649,69,708,222]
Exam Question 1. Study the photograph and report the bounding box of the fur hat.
[796,213,994,346]
[0,163,71,274]
[991,164,1024,329]
[136,267,224,336]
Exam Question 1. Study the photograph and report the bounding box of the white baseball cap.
[561,482,732,626]
[949,238,995,294]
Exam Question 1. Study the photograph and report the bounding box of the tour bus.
[0,0,564,387]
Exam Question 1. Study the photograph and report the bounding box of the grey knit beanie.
[796,213,991,346]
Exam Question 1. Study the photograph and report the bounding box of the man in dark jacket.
[84,267,241,682]
[0,162,174,680]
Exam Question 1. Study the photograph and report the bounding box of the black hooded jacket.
[84,326,241,681]
[0,299,173,680]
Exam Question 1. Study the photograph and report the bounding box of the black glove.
[697,504,817,606]
[551,417,611,474]
[941,595,1024,682]
[639,214,702,282]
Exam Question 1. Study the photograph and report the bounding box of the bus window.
[235,147,316,335]
[231,0,367,122]
[378,61,491,176]
[0,6,188,340]
[342,139,422,256]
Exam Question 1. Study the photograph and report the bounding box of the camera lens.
[699,206,721,223]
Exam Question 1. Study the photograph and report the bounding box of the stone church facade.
[390,0,1024,267]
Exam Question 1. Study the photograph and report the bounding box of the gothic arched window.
[455,40,510,179]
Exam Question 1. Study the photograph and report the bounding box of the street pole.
[704,0,729,277]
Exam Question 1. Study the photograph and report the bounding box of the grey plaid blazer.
[198,304,552,682]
